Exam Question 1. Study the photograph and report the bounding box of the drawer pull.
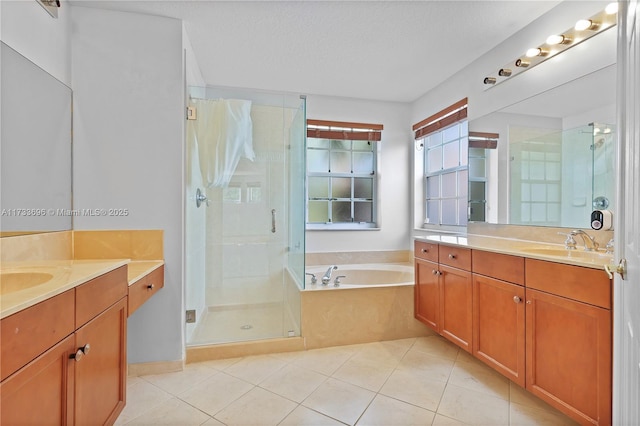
[70,344,90,362]
[448,254,456,260]
[513,296,522,303]
[147,284,155,290]
[81,343,90,355]
[421,248,428,253]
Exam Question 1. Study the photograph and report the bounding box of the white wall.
[71,6,184,363]
[0,0,71,86]
[411,2,610,127]
[306,95,413,252]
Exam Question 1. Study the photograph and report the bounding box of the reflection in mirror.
[0,42,73,236]
[469,27,616,229]
[508,123,615,228]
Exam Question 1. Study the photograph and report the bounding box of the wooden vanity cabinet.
[74,265,128,425]
[525,259,612,426]
[75,297,127,425]
[472,251,526,387]
[414,241,440,332]
[414,241,473,353]
[0,335,75,425]
[0,266,128,426]
[129,265,164,316]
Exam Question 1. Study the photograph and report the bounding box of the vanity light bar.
[483,4,617,88]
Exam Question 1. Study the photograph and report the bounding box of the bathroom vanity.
[414,236,612,426]
[0,260,164,425]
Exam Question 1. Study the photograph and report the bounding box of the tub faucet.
[321,265,338,285]
[570,230,600,251]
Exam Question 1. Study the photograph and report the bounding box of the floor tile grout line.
[125,336,576,426]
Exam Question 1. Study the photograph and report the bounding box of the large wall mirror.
[469,15,616,230]
[1,42,73,235]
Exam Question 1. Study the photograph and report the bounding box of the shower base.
[187,302,292,346]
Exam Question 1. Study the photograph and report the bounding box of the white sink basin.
[0,271,54,294]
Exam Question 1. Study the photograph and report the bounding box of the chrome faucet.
[570,230,600,251]
[321,265,338,285]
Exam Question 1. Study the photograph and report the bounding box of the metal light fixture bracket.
[482,6,617,90]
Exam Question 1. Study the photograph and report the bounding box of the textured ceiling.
[71,1,561,102]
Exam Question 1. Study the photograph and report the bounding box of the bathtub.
[304,263,414,289]
[300,263,431,348]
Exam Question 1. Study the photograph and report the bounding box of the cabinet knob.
[71,349,84,362]
[431,270,441,276]
[147,283,155,290]
[70,345,89,362]
[448,254,456,260]
[513,296,522,303]
[421,248,428,253]
[526,300,532,305]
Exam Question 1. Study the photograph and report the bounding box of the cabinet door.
[415,258,440,332]
[440,265,472,353]
[75,297,127,426]
[526,288,611,426]
[1,334,75,426]
[473,274,525,386]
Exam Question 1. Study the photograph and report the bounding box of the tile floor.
[116,335,578,426]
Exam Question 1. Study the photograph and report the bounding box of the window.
[467,131,498,223]
[306,119,382,229]
[413,98,469,227]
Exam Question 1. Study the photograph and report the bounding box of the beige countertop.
[127,260,164,285]
[415,233,614,271]
[1,259,164,319]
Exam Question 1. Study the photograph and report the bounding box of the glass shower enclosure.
[185,87,306,346]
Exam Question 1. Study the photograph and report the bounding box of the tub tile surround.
[306,249,412,266]
[301,284,432,349]
[117,335,578,426]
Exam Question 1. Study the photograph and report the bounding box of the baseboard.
[127,359,184,376]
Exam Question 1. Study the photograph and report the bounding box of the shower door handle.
[271,209,276,233]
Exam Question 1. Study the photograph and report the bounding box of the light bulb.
[546,34,570,45]
[605,2,618,14]
[575,19,595,31]
[526,48,543,58]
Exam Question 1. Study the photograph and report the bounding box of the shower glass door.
[185,87,305,346]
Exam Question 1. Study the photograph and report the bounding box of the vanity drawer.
[439,246,471,271]
[525,259,611,309]
[472,250,524,285]
[76,266,128,328]
[128,265,164,316]
[1,289,75,381]
[415,241,439,262]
